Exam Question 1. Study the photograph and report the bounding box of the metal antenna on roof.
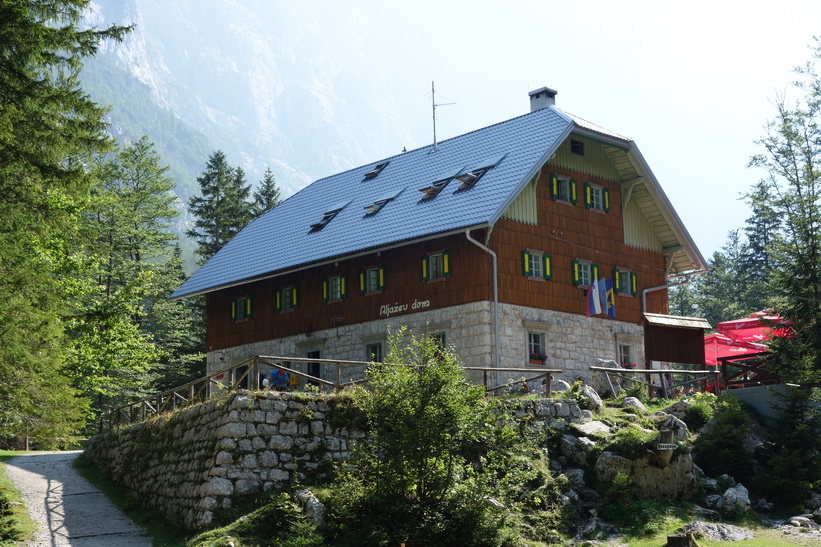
[431,81,455,151]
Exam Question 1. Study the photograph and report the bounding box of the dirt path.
[3,451,151,546]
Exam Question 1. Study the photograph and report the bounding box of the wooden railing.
[102,355,562,430]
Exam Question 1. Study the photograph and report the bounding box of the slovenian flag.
[587,277,602,316]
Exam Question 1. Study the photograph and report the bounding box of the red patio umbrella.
[703,333,769,366]
[716,312,791,342]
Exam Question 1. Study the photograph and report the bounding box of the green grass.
[627,525,820,546]
[72,453,190,546]
[0,451,39,545]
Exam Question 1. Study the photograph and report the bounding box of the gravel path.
[3,451,151,546]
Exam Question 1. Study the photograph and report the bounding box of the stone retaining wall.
[85,390,582,530]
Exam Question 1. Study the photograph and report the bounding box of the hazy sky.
[255,1,821,260]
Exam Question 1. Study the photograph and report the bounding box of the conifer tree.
[187,150,253,263]
[749,39,821,386]
[0,0,129,444]
[252,166,282,217]
[68,137,184,418]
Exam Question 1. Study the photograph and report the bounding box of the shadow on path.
[3,451,151,546]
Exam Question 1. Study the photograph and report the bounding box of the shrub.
[754,386,821,506]
[604,426,657,460]
[683,393,716,431]
[693,394,754,479]
[323,328,513,546]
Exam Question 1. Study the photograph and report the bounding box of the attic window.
[455,153,507,190]
[364,187,403,216]
[310,200,350,232]
[455,168,488,190]
[570,139,585,156]
[363,161,389,181]
[419,166,464,200]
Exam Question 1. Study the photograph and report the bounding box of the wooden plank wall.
[491,166,668,324]
[206,233,491,351]
[205,164,673,352]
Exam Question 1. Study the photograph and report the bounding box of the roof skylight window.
[419,166,464,200]
[310,200,351,232]
[364,187,404,216]
[363,161,390,181]
[454,153,507,191]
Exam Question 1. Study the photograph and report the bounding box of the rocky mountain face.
[83,0,413,199]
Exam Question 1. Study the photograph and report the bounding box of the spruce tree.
[252,166,282,217]
[68,137,184,418]
[187,150,253,263]
[0,0,129,444]
[749,39,821,386]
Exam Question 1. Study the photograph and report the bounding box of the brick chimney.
[529,87,557,112]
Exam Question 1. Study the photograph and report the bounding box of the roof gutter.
[465,228,500,372]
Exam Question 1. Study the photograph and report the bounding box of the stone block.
[215,451,233,465]
[201,477,233,497]
[279,421,298,435]
[258,451,278,467]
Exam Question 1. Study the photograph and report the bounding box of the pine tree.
[187,150,253,263]
[252,166,282,217]
[0,1,129,444]
[749,39,821,386]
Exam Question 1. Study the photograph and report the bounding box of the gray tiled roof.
[172,103,706,300]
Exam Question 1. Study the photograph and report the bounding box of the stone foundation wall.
[209,301,645,386]
[84,391,582,530]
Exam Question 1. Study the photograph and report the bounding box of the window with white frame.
[429,331,446,350]
[618,344,632,367]
[584,182,609,212]
[571,259,598,287]
[529,252,543,278]
[329,276,343,300]
[422,251,450,282]
[277,286,297,311]
[365,342,383,362]
[528,332,546,362]
[367,267,382,292]
[231,296,252,322]
[579,262,593,286]
[550,174,577,204]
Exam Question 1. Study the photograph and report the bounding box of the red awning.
[716,311,792,342]
[703,333,769,366]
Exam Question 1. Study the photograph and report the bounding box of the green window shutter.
[603,188,611,212]
[442,251,451,277]
[359,270,366,294]
[571,259,581,285]
[275,290,282,312]
[592,264,599,280]
[340,274,347,298]
[292,286,298,308]
[231,301,237,321]
[421,255,429,282]
[613,268,622,292]
[521,250,531,276]
[378,265,386,290]
[630,272,638,296]
[584,183,592,208]
[543,254,552,280]
[570,179,578,204]
[322,279,329,302]
[246,296,253,318]
[550,174,559,199]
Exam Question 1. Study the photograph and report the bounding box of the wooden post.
[666,532,697,546]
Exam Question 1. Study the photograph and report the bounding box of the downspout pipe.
[465,229,500,371]
[641,271,705,313]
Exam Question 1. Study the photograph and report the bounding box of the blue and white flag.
[587,277,602,316]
